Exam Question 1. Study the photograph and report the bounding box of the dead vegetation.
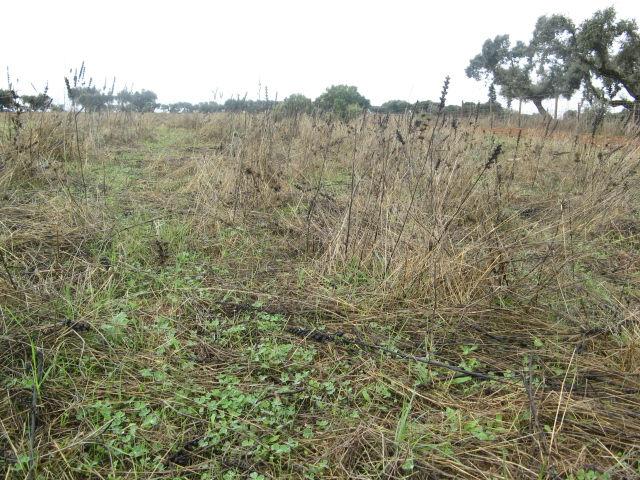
[1,108,640,479]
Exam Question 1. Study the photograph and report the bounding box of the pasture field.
[1,110,640,479]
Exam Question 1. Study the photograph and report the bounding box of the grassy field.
[1,110,640,479]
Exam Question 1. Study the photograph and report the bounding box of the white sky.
[2,0,638,113]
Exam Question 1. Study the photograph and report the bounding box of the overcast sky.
[2,0,637,113]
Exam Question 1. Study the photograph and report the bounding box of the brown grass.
[1,109,639,479]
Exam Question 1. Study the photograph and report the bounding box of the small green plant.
[568,469,611,480]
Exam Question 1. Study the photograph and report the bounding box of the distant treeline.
[1,79,504,120]
[157,97,504,117]
[0,83,627,123]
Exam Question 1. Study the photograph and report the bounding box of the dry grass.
[1,109,640,479]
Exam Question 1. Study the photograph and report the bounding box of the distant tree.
[249,100,276,112]
[0,89,19,111]
[532,7,640,122]
[466,34,581,116]
[132,90,157,112]
[280,94,313,115]
[221,96,277,113]
[195,101,221,113]
[21,93,52,111]
[437,101,504,117]
[460,102,478,116]
[65,63,115,112]
[224,97,248,112]
[117,89,157,112]
[115,90,132,110]
[442,105,461,115]
[379,100,412,114]
[315,85,370,120]
[166,102,195,113]
[414,100,438,113]
[66,85,113,112]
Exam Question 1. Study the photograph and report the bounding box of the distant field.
[1,111,640,479]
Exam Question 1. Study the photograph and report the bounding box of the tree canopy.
[66,85,113,112]
[467,7,640,120]
[195,101,221,113]
[117,89,158,112]
[315,85,370,120]
[0,89,18,112]
[532,7,639,120]
[378,100,412,114]
[21,93,53,111]
[279,94,314,115]
[466,34,580,116]
[64,63,115,112]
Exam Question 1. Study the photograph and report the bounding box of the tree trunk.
[631,101,640,125]
[577,100,582,123]
[531,98,549,117]
[518,99,522,128]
